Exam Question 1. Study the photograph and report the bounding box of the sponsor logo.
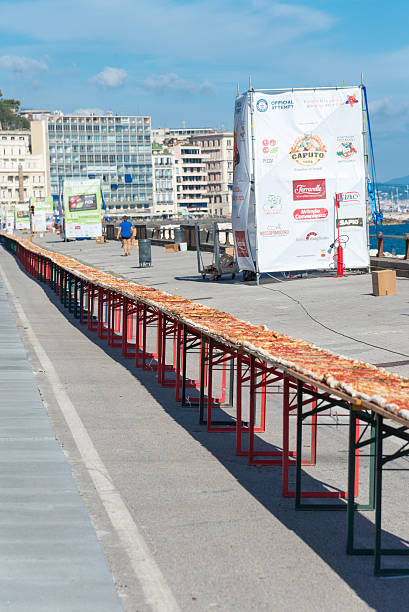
[260,228,289,237]
[235,230,250,257]
[321,250,327,258]
[296,232,329,242]
[240,127,246,140]
[290,134,327,166]
[271,99,294,111]
[261,138,279,165]
[337,217,363,228]
[293,208,328,221]
[233,123,240,180]
[256,98,268,112]
[263,194,282,214]
[337,192,360,204]
[336,138,357,160]
[304,97,344,110]
[345,94,358,107]
[293,178,326,201]
[262,138,278,155]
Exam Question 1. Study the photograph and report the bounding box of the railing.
[370,232,409,259]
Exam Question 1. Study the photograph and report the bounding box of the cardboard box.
[224,246,235,257]
[131,239,139,250]
[165,243,179,253]
[372,270,397,296]
[95,236,106,244]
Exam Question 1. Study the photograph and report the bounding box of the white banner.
[232,94,255,271]
[6,210,14,233]
[31,211,46,233]
[63,179,102,239]
[251,87,368,272]
[14,204,30,230]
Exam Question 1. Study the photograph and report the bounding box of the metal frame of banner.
[236,81,369,279]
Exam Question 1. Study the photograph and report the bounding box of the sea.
[369,221,409,256]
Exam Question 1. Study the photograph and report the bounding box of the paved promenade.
[0,254,122,611]
[1,235,409,610]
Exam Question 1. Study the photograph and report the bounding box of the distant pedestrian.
[117,216,133,256]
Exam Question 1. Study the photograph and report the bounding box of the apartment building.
[173,144,209,214]
[190,131,233,217]
[152,127,215,147]
[0,121,50,207]
[152,149,178,217]
[152,128,234,216]
[22,110,153,216]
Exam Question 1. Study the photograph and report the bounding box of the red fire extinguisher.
[334,193,346,277]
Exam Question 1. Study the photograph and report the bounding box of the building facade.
[22,110,153,216]
[190,132,233,217]
[152,150,178,217]
[0,121,50,207]
[152,128,233,216]
[172,144,209,214]
[152,127,215,147]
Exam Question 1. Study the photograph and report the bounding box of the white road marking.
[0,261,180,612]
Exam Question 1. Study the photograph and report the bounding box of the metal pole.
[346,410,357,554]
[295,379,303,509]
[194,222,202,274]
[199,338,206,424]
[181,324,187,406]
[213,222,222,277]
[228,357,234,407]
[253,85,358,92]
[361,79,370,257]
[248,82,260,285]
[374,414,383,575]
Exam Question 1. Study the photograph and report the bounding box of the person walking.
[117,216,133,256]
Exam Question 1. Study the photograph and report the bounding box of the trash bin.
[173,227,184,244]
[139,239,151,267]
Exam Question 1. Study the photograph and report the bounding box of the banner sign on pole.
[6,208,15,233]
[30,196,54,231]
[232,94,256,271]
[63,179,102,239]
[14,204,30,231]
[233,86,369,273]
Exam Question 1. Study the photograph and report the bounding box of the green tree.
[0,90,30,130]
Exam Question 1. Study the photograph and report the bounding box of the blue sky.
[0,0,409,180]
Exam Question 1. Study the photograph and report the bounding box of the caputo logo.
[290,133,327,166]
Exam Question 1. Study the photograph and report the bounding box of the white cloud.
[73,108,106,116]
[91,66,127,88]
[369,97,409,134]
[143,73,216,95]
[0,55,48,73]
